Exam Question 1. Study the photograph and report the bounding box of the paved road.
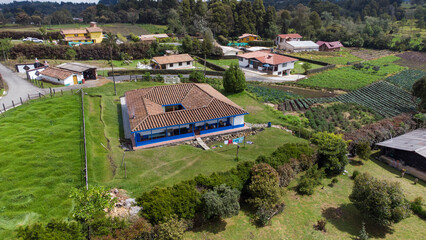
[0,63,45,108]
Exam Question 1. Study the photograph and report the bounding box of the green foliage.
[223,63,246,93]
[189,70,205,83]
[331,178,339,184]
[255,143,315,169]
[349,172,411,226]
[138,182,200,224]
[247,85,301,103]
[301,62,312,74]
[410,197,426,220]
[87,213,127,237]
[156,215,189,240]
[202,184,240,220]
[65,48,77,60]
[304,103,382,133]
[413,76,426,111]
[355,141,371,160]
[311,132,349,176]
[352,170,360,179]
[385,69,426,91]
[144,72,151,81]
[297,56,406,90]
[70,186,117,222]
[16,219,84,240]
[247,163,282,210]
[296,165,325,195]
[358,222,369,240]
[129,32,140,42]
[277,163,294,187]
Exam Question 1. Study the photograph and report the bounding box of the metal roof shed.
[57,62,98,80]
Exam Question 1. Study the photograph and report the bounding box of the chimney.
[90,22,97,28]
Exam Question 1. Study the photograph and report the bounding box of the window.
[74,34,78,37]
[187,61,190,65]
[282,63,287,67]
[179,62,182,66]
[170,63,173,67]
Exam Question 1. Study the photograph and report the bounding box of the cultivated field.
[351,49,394,60]
[290,48,362,65]
[395,52,426,71]
[385,69,426,90]
[0,94,82,240]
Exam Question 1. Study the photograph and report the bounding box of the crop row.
[385,69,426,90]
[281,81,417,118]
[247,85,300,103]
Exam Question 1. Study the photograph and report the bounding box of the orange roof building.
[238,51,298,76]
[122,83,248,149]
[152,54,194,70]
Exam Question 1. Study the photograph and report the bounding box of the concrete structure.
[123,83,248,148]
[39,67,83,86]
[57,62,97,80]
[60,22,103,46]
[238,33,260,43]
[280,41,319,52]
[238,51,298,76]
[140,34,169,42]
[317,41,343,51]
[152,54,194,70]
[275,33,302,49]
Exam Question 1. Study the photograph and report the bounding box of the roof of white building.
[376,129,426,157]
[286,41,319,49]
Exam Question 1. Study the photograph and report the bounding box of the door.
[73,75,78,85]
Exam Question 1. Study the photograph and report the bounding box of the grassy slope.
[292,61,323,74]
[0,95,82,239]
[185,158,426,240]
[297,56,406,90]
[291,48,362,65]
[84,82,306,195]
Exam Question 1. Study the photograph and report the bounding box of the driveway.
[242,68,305,83]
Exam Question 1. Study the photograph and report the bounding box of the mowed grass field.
[84,82,307,195]
[185,157,426,240]
[0,94,83,240]
[290,48,362,65]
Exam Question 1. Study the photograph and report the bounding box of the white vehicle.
[22,37,43,43]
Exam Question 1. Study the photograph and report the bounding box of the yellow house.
[60,22,103,46]
[237,33,260,43]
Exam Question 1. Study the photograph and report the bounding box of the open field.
[395,52,426,71]
[83,82,307,195]
[206,58,239,68]
[0,23,168,35]
[290,48,362,65]
[296,56,406,90]
[292,61,323,74]
[0,94,82,240]
[267,84,340,98]
[185,157,426,240]
[350,49,394,60]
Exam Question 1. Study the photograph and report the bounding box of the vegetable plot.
[247,85,301,103]
[385,69,426,91]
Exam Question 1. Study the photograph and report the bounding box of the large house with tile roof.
[123,83,248,148]
[60,22,103,46]
[152,54,194,70]
[238,51,298,76]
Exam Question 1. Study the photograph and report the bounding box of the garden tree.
[181,35,193,53]
[355,141,371,160]
[201,29,214,56]
[156,215,189,240]
[311,132,349,176]
[223,63,246,93]
[103,32,119,95]
[127,8,139,24]
[277,163,294,187]
[81,6,98,23]
[167,9,185,35]
[15,9,31,24]
[202,184,240,220]
[349,172,410,226]
[70,186,117,222]
[309,11,322,30]
[247,163,282,210]
[181,0,192,27]
[189,71,204,83]
[235,0,256,35]
[291,4,312,38]
[0,38,13,61]
[16,219,84,240]
[301,62,312,74]
[207,1,234,37]
[296,164,325,195]
[37,26,47,41]
[252,0,266,35]
[278,10,292,33]
[412,76,426,112]
[264,6,279,39]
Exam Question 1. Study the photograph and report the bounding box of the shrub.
[217,35,229,45]
[356,141,371,160]
[331,178,339,184]
[311,132,349,176]
[410,197,426,220]
[16,219,84,240]
[358,222,369,240]
[296,165,324,195]
[256,143,315,170]
[155,215,189,240]
[189,70,205,83]
[277,163,294,187]
[247,163,282,210]
[314,219,327,232]
[201,184,240,220]
[223,63,246,93]
[87,213,127,237]
[352,170,360,179]
[349,172,411,226]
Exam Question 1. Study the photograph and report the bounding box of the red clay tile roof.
[277,34,302,39]
[238,33,259,39]
[316,41,343,49]
[125,83,248,132]
[238,51,298,65]
[152,54,194,65]
[39,67,77,80]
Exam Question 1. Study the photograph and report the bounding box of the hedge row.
[108,69,224,77]
[10,42,151,60]
[248,40,275,47]
[0,31,61,40]
[306,64,336,74]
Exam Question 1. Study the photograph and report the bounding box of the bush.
[16,219,84,240]
[356,141,371,160]
[247,163,282,210]
[349,172,411,226]
[87,213,127,237]
[217,35,229,45]
[311,132,349,176]
[314,219,327,232]
[223,63,246,93]
[358,222,369,240]
[155,215,189,240]
[256,143,315,169]
[277,163,294,187]
[189,70,205,83]
[201,184,240,220]
[331,178,339,184]
[296,165,324,195]
[410,197,426,220]
[352,170,360,179]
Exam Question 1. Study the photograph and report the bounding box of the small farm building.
[279,41,319,52]
[317,41,343,51]
[238,51,298,76]
[377,129,426,180]
[238,33,260,43]
[39,67,83,86]
[275,34,303,48]
[15,60,44,73]
[152,54,194,70]
[57,62,97,80]
[122,83,248,149]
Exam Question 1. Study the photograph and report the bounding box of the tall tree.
[252,0,266,35]
[413,76,426,112]
[264,6,279,38]
[279,10,292,33]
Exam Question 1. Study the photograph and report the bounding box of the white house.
[275,33,302,49]
[238,51,298,76]
[39,67,83,86]
[26,66,48,80]
[281,41,319,52]
[152,54,195,70]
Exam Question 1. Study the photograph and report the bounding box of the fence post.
[20,97,23,105]
[71,89,73,95]
[28,94,30,100]
[53,89,56,95]
[39,93,41,98]
[121,152,125,167]
[49,87,52,97]
[61,89,63,95]
[3,104,5,112]
[12,100,14,107]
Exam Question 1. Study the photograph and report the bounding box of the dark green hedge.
[248,40,274,47]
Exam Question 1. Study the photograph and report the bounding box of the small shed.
[317,41,343,52]
[15,61,44,73]
[152,54,194,70]
[39,67,83,86]
[57,62,97,80]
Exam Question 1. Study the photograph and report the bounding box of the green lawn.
[0,94,82,240]
[290,49,363,65]
[185,157,426,240]
[138,24,168,34]
[84,82,307,195]
[297,56,406,90]
[206,58,239,68]
[292,61,323,74]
